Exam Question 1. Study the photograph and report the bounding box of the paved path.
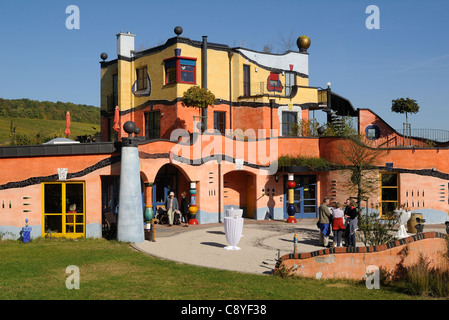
[132,219,447,275]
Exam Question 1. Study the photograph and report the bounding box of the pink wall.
[276,233,449,280]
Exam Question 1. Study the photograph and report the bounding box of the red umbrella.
[113,106,120,132]
[65,111,71,137]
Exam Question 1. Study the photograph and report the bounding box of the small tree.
[336,135,385,218]
[391,97,420,126]
[358,211,398,246]
[181,86,215,131]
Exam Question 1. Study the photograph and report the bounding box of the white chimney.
[116,31,135,59]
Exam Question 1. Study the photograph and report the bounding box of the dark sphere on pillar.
[100,52,108,61]
[174,26,183,36]
[123,121,137,135]
[317,126,325,135]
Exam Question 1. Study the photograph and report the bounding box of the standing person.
[344,200,358,248]
[164,191,179,226]
[343,198,351,246]
[318,197,332,247]
[332,202,345,247]
[180,191,190,226]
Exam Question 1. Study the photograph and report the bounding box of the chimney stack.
[116,31,135,59]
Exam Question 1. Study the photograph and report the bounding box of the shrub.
[357,211,398,247]
[403,254,449,298]
[277,155,332,171]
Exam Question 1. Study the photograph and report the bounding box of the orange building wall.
[0,153,120,234]
[276,233,449,281]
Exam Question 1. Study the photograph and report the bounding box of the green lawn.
[0,117,99,145]
[0,238,430,300]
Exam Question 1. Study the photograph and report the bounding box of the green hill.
[0,98,100,123]
[0,98,100,146]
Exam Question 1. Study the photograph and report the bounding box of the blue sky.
[0,0,448,131]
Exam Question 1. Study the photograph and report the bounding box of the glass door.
[42,182,85,238]
[284,175,317,219]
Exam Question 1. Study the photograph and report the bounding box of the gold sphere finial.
[297,35,311,53]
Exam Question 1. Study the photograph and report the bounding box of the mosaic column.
[144,183,154,222]
[286,174,297,223]
[188,182,199,225]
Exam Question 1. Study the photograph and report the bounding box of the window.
[365,124,380,140]
[285,71,296,96]
[42,182,85,238]
[145,111,161,140]
[243,65,251,96]
[267,72,283,93]
[136,67,147,91]
[112,74,118,106]
[380,172,399,216]
[164,57,196,84]
[282,111,297,136]
[214,111,226,135]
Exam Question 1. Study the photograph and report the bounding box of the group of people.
[163,191,190,226]
[318,197,358,248]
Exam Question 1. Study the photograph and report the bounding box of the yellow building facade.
[100,28,322,142]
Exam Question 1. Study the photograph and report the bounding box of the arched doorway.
[101,175,146,240]
[152,164,190,212]
[223,170,256,218]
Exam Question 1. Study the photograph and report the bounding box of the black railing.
[395,128,449,143]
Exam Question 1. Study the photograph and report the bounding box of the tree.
[181,86,216,131]
[391,97,420,125]
[336,135,386,218]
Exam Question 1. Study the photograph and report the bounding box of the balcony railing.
[240,81,297,97]
[395,128,449,143]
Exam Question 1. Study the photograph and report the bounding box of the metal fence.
[395,128,449,143]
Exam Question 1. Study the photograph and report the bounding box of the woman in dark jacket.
[180,191,190,226]
[344,200,358,248]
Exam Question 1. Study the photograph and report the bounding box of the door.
[42,182,85,238]
[285,71,296,96]
[284,175,317,219]
[246,175,255,218]
[153,164,178,211]
[243,65,250,96]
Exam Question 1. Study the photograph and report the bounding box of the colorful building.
[1,27,448,240]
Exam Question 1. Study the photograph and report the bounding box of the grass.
[0,238,434,300]
[0,117,99,145]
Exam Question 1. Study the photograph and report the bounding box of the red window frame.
[164,57,197,85]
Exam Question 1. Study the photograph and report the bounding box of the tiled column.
[188,181,199,225]
[286,174,297,223]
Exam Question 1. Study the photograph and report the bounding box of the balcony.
[240,81,297,99]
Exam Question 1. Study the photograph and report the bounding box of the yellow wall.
[102,39,318,112]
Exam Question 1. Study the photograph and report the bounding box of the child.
[332,202,345,247]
